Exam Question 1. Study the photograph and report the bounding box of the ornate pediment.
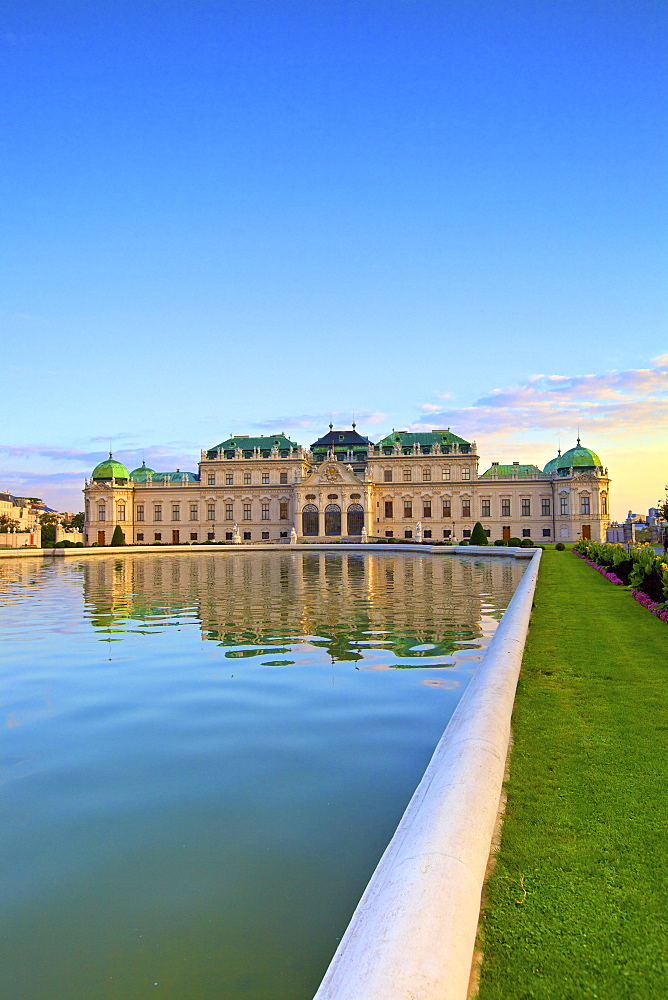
[299,462,365,488]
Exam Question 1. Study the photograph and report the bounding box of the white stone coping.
[312,547,542,1000]
[0,543,536,559]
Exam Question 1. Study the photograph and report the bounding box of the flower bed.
[573,539,668,625]
[573,550,624,585]
[631,589,668,623]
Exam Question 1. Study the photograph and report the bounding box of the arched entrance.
[325,504,341,536]
[347,503,364,536]
[302,504,319,536]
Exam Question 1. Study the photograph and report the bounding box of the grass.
[476,548,668,1000]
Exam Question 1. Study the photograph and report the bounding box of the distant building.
[607,507,666,544]
[83,427,611,546]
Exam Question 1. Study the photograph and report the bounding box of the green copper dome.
[543,449,562,474]
[91,453,130,482]
[556,440,602,473]
[130,460,155,478]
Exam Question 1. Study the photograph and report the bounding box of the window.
[542,528,551,537]
[225,532,232,540]
[601,495,608,515]
[243,503,252,521]
[261,503,269,521]
[462,499,471,517]
[522,529,531,537]
[190,532,197,541]
[208,532,215,540]
[461,467,470,480]
[262,473,269,484]
[172,505,180,521]
[154,504,162,522]
[581,495,590,515]
[403,468,412,482]
[403,500,412,518]
[243,472,251,485]
[280,531,288,538]
[501,499,510,517]
[443,529,451,538]
[541,499,551,516]
[384,468,392,482]
[207,503,215,521]
[279,502,288,520]
[117,504,126,521]
[423,468,431,481]
[98,504,106,521]
[280,472,288,485]
[225,503,233,520]
[521,499,531,517]
[385,530,393,537]
[261,531,269,539]
[208,473,216,486]
[154,532,162,541]
[560,496,569,515]
[424,529,432,539]
[384,500,393,519]
[226,473,233,485]
[462,529,471,538]
[481,499,490,517]
[136,505,144,522]
[404,530,412,539]
[137,532,144,542]
[423,500,431,518]
[243,531,251,540]
[190,504,198,521]
[442,467,450,481]
[443,499,451,518]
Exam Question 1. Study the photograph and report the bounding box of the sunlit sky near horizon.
[1,1,666,520]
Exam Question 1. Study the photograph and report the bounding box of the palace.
[83,425,610,545]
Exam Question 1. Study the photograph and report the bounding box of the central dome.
[556,440,602,474]
[91,453,129,482]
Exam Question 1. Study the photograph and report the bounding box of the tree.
[470,521,488,545]
[0,514,20,533]
[111,525,126,546]
[38,513,59,548]
[68,512,85,531]
[657,486,668,524]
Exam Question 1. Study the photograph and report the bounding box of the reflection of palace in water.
[77,551,524,662]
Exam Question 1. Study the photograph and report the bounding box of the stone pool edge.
[0,543,535,559]
[312,547,542,1000]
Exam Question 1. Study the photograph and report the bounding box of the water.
[1,550,525,1000]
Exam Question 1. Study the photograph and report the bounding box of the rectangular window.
[443,499,451,518]
[261,503,269,521]
[261,531,269,539]
[384,468,393,482]
[207,473,215,486]
[190,532,197,541]
[403,500,412,518]
[98,504,106,521]
[462,529,471,538]
[384,500,393,518]
[136,532,144,541]
[481,499,490,517]
[443,528,451,538]
[208,532,215,541]
[172,505,180,521]
[403,468,412,482]
[501,499,510,517]
[581,496,590,515]
[521,499,531,517]
[154,532,161,541]
[190,505,198,521]
[602,496,607,515]
[136,505,144,522]
[522,528,531,537]
[560,497,568,515]
[262,473,269,485]
[226,473,233,485]
[225,503,234,520]
[542,528,551,537]
[424,529,432,538]
[423,468,431,481]
[207,503,215,521]
[117,504,125,521]
[442,467,450,481]
[154,504,162,522]
[423,500,431,518]
[541,499,551,516]
[243,503,252,521]
[243,531,251,540]
[461,467,470,480]
[279,502,289,520]
[404,530,412,539]
[462,499,471,517]
[243,473,251,485]
[280,472,288,484]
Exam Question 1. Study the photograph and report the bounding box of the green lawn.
[476,548,668,1000]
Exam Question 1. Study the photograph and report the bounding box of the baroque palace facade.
[83,425,610,546]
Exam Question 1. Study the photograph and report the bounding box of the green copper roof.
[91,453,130,481]
[480,463,543,478]
[130,461,155,478]
[207,434,299,458]
[543,451,562,474]
[556,440,602,472]
[131,470,199,483]
[376,429,471,448]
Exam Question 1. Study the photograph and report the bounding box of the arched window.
[302,504,319,536]
[325,503,341,536]
[347,503,364,535]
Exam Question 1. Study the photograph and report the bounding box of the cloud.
[251,410,389,432]
[411,357,668,444]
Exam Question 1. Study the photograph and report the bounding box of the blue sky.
[1,0,666,518]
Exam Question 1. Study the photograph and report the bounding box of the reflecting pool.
[1,551,525,1000]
